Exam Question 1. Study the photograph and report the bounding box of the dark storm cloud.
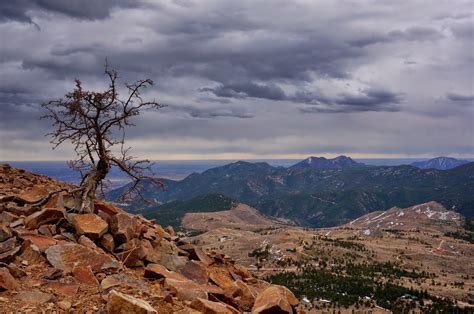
[335,89,404,108]
[450,22,473,39]
[446,92,474,103]
[164,105,254,119]
[0,0,141,23]
[298,88,404,114]
[0,103,46,140]
[350,26,444,47]
[200,82,287,101]
[0,1,35,24]
[201,81,403,113]
[0,0,473,159]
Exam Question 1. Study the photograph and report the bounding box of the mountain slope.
[290,155,365,169]
[137,193,237,229]
[181,203,286,232]
[347,201,463,233]
[108,162,474,227]
[411,157,469,170]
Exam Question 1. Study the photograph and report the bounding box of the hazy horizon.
[0,154,474,163]
[3,155,474,163]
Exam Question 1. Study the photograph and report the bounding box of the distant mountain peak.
[411,157,469,170]
[291,155,365,169]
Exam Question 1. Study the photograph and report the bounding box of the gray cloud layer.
[0,0,473,160]
[0,0,140,23]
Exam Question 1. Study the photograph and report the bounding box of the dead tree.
[42,63,165,213]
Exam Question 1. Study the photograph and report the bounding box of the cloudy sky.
[0,0,473,161]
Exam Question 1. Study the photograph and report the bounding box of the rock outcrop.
[0,164,299,313]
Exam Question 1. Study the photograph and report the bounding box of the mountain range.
[289,155,365,169]
[411,156,470,170]
[108,158,474,227]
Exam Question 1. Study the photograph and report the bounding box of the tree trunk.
[77,158,110,213]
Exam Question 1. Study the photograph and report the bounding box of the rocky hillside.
[0,164,299,313]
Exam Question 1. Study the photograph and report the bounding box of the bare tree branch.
[42,62,166,213]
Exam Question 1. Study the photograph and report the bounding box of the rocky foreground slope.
[0,164,299,313]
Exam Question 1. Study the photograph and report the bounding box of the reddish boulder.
[78,235,99,249]
[153,238,178,256]
[209,267,235,290]
[234,280,256,311]
[16,291,54,305]
[153,225,165,239]
[5,203,34,216]
[201,284,226,296]
[0,246,20,263]
[163,225,174,236]
[72,265,98,285]
[17,186,49,203]
[100,275,121,291]
[0,211,17,224]
[107,290,157,314]
[43,268,63,280]
[144,264,187,281]
[141,239,162,264]
[0,224,12,242]
[0,263,26,279]
[42,191,65,208]
[234,264,252,279]
[191,297,240,314]
[110,213,137,244]
[19,240,44,264]
[101,233,115,252]
[158,254,188,271]
[0,267,18,291]
[101,273,148,291]
[116,238,145,267]
[181,245,213,266]
[38,225,53,237]
[164,278,208,301]
[142,227,158,241]
[0,237,17,254]
[246,278,272,296]
[19,234,57,252]
[251,285,298,314]
[9,218,24,228]
[24,208,65,229]
[45,282,80,297]
[72,214,108,240]
[178,261,209,284]
[45,243,120,272]
[94,201,121,216]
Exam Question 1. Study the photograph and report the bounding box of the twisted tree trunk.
[78,157,110,213]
